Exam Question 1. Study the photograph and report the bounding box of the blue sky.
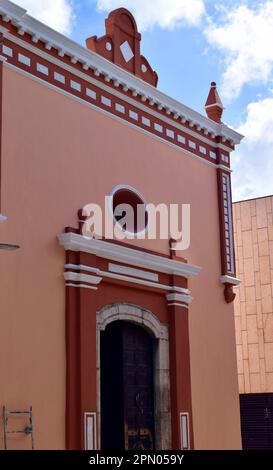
[15,1,273,201]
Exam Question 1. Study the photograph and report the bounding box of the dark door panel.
[240,393,273,450]
[123,322,154,450]
[100,321,124,451]
[101,321,155,451]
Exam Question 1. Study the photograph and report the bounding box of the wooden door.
[123,322,154,450]
[100,321,155,451]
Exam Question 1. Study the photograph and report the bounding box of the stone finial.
[205,82,224,123]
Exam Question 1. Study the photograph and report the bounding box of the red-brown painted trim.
[78,281,98,449]
[217,168,227,276]
[217,167,237,302]
[65,250,99,450]
[86,8,158,87]
[69,213,190,262]
[168,302,194,449]
[224,284,236,303]
[0,20,234,166]
[65,251,186,296]
[217,168,236,276]
[63,233,193,450]
[0,16,231,147]
[65,251,81,449]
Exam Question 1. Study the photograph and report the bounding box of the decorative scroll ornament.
[86,8,158,87]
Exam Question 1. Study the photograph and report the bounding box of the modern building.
[0,0,243,450]
[233,195,273,449]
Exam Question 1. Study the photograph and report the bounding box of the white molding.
[180,412,190,450]
[166,293,193,305]
[84,412,97,450]
[205,103,223,110]
[0,214,7,223]
[0,25,9,33]
[167,302,189,309]
[3,32,234,153]
[100,269,178,291]
[0,54,7,62]
[97,302,169,339]
[220,275,241,286]
[59,232,202,279]
[109,183,146,201]
[64,271,102,285]
[65,263,100,275]
[65,263,189,293]
[4,61,232,173]
[0,0,26,20]
[64,262,192,293]
[0,0,243,145]
[218,164,232,172]
[65,283,98,291]
[108,262,159,282]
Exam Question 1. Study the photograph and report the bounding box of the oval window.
[110,185,148,234]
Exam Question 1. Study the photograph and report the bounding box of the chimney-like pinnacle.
[205,82,224,123]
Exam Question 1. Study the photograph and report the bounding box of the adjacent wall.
[233,196,273,393]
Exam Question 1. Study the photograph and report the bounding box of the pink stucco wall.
[0,66,241,449]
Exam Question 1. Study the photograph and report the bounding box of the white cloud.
[232,96,273,201]
[16,0,74,34]
[205,2,273,101]
[96,0,206,31]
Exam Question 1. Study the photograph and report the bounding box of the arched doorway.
[97,303,172,450]
[100,321,155,450]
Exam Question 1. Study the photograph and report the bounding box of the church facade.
[0,0,243,450]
